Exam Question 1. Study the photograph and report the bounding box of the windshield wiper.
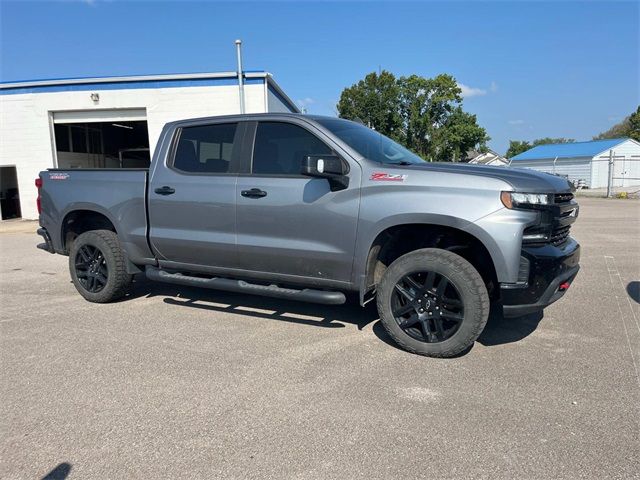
[386,161,415,166]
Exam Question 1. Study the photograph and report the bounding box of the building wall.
[591,140,640,188]
[0,82,269,219]
[510,157,592,186]
[267,84,295,113]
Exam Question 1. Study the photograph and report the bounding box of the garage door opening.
[0,166,21,220]
[54,120,150,169]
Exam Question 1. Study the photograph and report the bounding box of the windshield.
[315,118,425,165]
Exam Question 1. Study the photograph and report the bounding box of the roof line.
[510,138,633,161]
[540,138,628,147]
[592,137,640,157]
[0,71,269,90]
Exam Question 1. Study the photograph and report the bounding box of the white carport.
[509,138,640,188]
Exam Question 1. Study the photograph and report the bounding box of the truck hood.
[398,162,573,193]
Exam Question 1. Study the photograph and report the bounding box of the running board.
[145,266,346,305]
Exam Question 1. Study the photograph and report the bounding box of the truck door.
[148,121,248,270]
[235,120,361,285]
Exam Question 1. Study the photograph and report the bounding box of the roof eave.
[0,71,270,90]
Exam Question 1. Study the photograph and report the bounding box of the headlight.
[500,191,551,209]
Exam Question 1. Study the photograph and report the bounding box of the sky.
[1,0,638,154]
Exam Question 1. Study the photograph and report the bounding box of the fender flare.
[354,213,509,300]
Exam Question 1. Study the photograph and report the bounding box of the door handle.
[241,188,267,198]
[154,186,175,195]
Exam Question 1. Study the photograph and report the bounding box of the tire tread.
[69,229,132,303]
[376,248,490,358]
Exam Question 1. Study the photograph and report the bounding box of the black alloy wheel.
[74,244,108,293]
[391,271,464,343]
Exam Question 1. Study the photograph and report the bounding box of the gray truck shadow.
[128,276,544,355]
[41,463,71,480]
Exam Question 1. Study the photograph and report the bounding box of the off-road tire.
[376,248,490,358]
[69,229,132,303]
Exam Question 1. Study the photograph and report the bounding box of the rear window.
[174,123,238,173]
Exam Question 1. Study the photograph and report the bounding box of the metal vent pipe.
[235,39,245,114]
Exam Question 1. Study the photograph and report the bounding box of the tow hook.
[558,281,571,292]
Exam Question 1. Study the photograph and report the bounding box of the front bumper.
[501,238,580,317]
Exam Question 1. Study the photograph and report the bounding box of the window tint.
[174,123,238,173]
[253,122,333,175]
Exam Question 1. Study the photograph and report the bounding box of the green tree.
[532,137,574,146]
[594,106,640,142]
[505,140,531,158]
[337,72,489,162]
[336,70,402,141]
[398,74,465,160]
[437,108,491,162]
[629,107,640,141]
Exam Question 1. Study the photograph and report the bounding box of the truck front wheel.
[68,229,132,303]
[376,248,489,358]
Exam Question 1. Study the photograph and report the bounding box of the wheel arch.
[358,216,506,304]
[60,207,118,253]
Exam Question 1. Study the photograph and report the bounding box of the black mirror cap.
[301,155,349,191]
[301,155,347,177]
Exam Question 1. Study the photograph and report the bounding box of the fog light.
[559,281,571,291]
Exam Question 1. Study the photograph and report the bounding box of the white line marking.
[605,255,640,335]
[605,255,640,389]
[615,263,640,336]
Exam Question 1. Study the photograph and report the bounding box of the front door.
[235,121,361,285]
[148,121,246,269]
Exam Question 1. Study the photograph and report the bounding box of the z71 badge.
[370,172,407,182]
[49,172,69,180]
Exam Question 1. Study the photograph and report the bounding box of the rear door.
[235,120,361,285]
[148,121,250,269]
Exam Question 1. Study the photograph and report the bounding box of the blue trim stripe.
[0,70,266,84]
[0,77,264,95]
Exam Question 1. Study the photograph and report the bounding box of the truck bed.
[38,168,152,263]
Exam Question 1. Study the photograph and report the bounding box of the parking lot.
[1,197,638,479]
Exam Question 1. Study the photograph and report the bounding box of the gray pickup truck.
[36,113,580,357]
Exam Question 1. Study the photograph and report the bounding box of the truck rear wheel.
[376,248,489,358]
[69,229,132,303]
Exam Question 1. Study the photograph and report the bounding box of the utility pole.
[606,149,614,198]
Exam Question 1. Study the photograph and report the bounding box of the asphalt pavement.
[1,197,639,479]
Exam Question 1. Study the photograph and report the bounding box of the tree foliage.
[505,140,531,159]
[337,71,489,162]
[505,137,575,158]
[594,106,640,142]
[336,71,402,142]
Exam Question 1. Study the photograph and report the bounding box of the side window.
[174,123,238,173]
[252,122,333,175]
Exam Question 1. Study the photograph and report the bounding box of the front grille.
[554,192,574,204]
[550,225,571,246]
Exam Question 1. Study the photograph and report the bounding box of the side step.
[145,266,346,305]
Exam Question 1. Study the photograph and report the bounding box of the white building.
[0,71,298,220]
[509,138,640,189]
[466,149,509,167]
